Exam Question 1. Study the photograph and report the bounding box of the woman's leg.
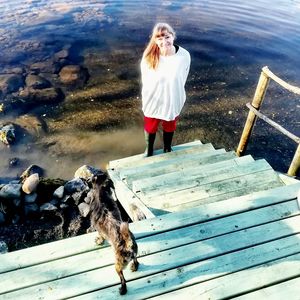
[144,117,159,157]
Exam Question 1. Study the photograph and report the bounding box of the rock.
[64,178,88,195]
[25,74,52,89]
[22,173,39,194]
[20,164,44,182]
[0,183,22,199]
[0,123,16,146]
[36,178,66,203]
[74,165,104,180]
[14,114,47,140]
[53,186,64,199]
[0,74,24,94]
[18,87,64,105]
[59,65,89,86]
[0,212,5,225]
[24,203,39,218]
[12,198,22,207]
[40,203,57,212]
[24,192,38,203]
[0,241,8,254]
[78,202,90,217]
[8,157,20,168]
[71,191,84,205]
[54,49,70,61]
[30,61,54,74]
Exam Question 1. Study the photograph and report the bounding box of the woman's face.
[154,30,174,55]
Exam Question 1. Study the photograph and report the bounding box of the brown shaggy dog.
[89,173,139,295]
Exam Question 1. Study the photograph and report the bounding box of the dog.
[89,173,139,295]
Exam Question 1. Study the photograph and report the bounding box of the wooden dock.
[1,141,300,299]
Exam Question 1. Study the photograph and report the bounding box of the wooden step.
[1,182,299,274]
[119,149,233,182]
[140,162,284,212]
[2,211,300,298]
[108,140,203,169]
[132,155,254,195]
[146,253,300,300]
[110,142,213,170]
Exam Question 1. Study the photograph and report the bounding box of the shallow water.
[0,0,300,179]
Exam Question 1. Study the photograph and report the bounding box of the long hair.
[142,23,176,70]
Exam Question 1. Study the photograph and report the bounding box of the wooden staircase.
[108,140,298,220]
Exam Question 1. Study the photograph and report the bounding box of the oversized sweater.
[140,46,191,121]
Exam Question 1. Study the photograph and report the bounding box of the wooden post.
[288,144,300,176]
[236,69,270,156]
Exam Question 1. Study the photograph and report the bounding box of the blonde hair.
[142,23,176,70]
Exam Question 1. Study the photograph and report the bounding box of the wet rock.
[24,192,38,204]
[74,165,104,180]
[0,74,24,94]
[53,186,64,199]
[0,213,5,225]
[8,157,20,168]
[0,183,22,199]
[0,123,16,146]
[30,60,54,74]
[78,202,90,217]
[40,203,57,212]
[25,74,52,89]
[14,114,47,140]
[64,178,88,195]
[54,49,70,61]
[0,241,8,254]
[18,87,64,105]
[59,65,89,86]
[24,203,39,218]
[20,164,44,182]
[22,173,39,194]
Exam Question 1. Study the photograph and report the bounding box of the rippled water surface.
[0,0,300,179]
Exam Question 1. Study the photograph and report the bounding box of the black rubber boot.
[144,131,156,157]
[163,131,174,153]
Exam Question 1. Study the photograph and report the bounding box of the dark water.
[0,0,300,179]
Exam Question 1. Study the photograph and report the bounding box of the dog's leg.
[115,262,127,295]
[95,233,105,245]
[130,255,139,272]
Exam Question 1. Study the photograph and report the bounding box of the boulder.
[24,192,38,203]
[25,74,52,89]
[22,173,39,194]
[0,74,24,94]
[78,202,90,217]
[64,178,88,195]
[0,184,21,199]
[54,49,70,61]
[0,123,16,146]
[20,165,44,182]
[18,87,64,105]
[40,203,57,212]
[74,165,104,180]
[59,65,89,86]
[53,186,64,199]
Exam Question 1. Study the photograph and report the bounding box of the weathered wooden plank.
[119,147,227,179]
[166,179,283,214]
[120,150,233,184]
[1,183,299,275]
[233,277,300,300]
[132,157,270,196]
[2,215,300,299]
[2,201,298,294]
[131,155,254,194]
[108,140,203,169]
[145,253,300,300]
[107,168,154,221]
[110,143,214,171]
[140,165,280,209]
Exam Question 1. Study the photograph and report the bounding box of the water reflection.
[0,0,300,179]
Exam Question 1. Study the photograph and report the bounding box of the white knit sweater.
[141,46,191,121]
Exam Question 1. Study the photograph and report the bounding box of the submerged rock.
[0,74,24,94]
[18,87,64,105]
[25,74,52,89]
[59,65,89,86]
[0,123,16,146]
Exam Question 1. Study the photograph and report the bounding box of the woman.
[140,22,191,156]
